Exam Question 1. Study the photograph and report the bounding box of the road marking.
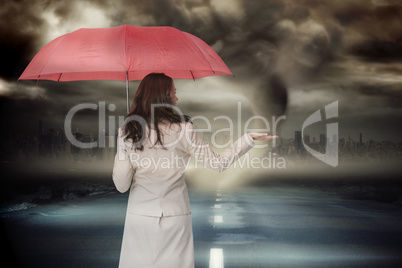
[209,248,224,268]
[214,215,223,223]
[210,191,224,267]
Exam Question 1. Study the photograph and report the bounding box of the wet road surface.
[2,185,402,267]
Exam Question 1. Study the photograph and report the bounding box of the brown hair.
[122,73,190,150]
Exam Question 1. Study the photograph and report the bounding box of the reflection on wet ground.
[2,185,402,267]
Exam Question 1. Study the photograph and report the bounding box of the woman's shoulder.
[180,121,193,127]
[179,121,195,133]
[159,121,193,132]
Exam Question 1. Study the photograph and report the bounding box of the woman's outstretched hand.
[248,133,279,141]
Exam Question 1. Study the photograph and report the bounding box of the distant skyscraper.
[360,133,363,145]
[304,134,310,143]
[320,134,326,147]
[295,131,302,153]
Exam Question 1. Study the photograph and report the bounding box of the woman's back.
[119,122,193,217]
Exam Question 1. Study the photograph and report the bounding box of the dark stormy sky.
[1,0,402,142]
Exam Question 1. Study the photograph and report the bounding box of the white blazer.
[112,122,255,217]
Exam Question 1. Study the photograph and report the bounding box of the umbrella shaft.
[126,72,129,114]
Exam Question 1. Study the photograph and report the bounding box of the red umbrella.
[19,25,233,112]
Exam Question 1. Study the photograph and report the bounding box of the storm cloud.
[0,0,402,142]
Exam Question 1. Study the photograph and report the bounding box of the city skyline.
[2,118,399,161]
[6,118,398,144]
[4,117,399,144]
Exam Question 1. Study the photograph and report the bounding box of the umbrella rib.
[182,32,216,78]
[58,73,62,82]
[38,35,68,79]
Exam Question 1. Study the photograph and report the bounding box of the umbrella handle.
[126,72,130,114]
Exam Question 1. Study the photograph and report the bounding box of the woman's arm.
[112,128,135,193]
[183,123,255,173]
[248,132,279,141]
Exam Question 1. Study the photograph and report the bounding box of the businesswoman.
[112,73,277,268]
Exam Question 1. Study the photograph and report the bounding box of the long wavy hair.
[122,73,191,151]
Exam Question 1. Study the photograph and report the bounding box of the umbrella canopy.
[19,25,232,81]
[19,25,232,112]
